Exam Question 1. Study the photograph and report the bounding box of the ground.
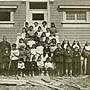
[0,75,89,90]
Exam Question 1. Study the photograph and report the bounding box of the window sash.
[66,11,86,21]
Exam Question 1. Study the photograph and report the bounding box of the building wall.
[50,0,90,47]
[0,1,26,44]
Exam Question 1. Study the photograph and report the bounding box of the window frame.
[0,10,14,23]
[63,9,89,23]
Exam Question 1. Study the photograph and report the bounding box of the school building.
[0,0,90,46]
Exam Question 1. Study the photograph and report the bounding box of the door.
[26,1,49,25]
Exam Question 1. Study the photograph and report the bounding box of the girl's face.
[46,28,50,32]
[12,46,16,50]
[38,28,42,32]
[20,40,24,43]
[34,23,38,27]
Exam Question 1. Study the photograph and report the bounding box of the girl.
[10,43,19,76]
[50,22,57,34]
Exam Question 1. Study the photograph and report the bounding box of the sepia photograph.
[0,0,89,90]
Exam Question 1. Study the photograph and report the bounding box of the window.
[66,11,86,21]
[0,11,10,21]
[29,2,47,9]
[32,13,44,20]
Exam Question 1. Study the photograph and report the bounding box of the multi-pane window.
[32,13,44,20]
[0,11,10,21]
[66,11,86,21]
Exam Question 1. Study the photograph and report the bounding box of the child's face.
[25,23,29,27]
[34,23,38,27]
[19,39,24,43]
[46,28,50,32]
[12,46,16,50]
[32,45,35,48]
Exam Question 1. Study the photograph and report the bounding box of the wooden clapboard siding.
[50,0,90,46]
[0,1,26,43]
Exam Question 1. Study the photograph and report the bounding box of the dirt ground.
[0,75,90,90]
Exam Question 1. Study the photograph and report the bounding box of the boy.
[10,43,19,76]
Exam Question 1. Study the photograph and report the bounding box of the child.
[26,25,34,38]
[27,37,35,49]
[21,27,26,39]
[37,55,44,76]
[45,37,50,46]
[10,43,19,76]
[30,44,37,62]
[34,32,40,46]
[50,41,57,57]
[24,45,31,76]
[53,43,64,76]
[43,44,51,61]
[49,32,56,41]
[36,43,44,61]
[24,22,29,34]
[30,55,38,76]
[64,46,73,76]
[50,22,57,34]
[46,27,51,37]
[18,58,25,77]
[37,26,43,38]
[73,47,81,76]
[33,22,39,33]
[45,57,53,76]
[40,32,46,42]
[18,38,26,49]
[41,21,47,32]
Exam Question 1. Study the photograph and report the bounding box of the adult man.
[0,36,11,76]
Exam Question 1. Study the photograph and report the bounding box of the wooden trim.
[59,5,90,9]
[0,6,17,9]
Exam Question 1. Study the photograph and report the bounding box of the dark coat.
[53,48,64,62]
[64,49,73,63]
[43,46,51,57]
[73,51,81,62]
[0,41,11,62]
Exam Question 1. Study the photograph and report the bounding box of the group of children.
[9,21,90,77]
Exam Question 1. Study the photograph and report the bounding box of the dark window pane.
[0,12,10,21]
[32,13,44,20]
[29,2,47,9]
